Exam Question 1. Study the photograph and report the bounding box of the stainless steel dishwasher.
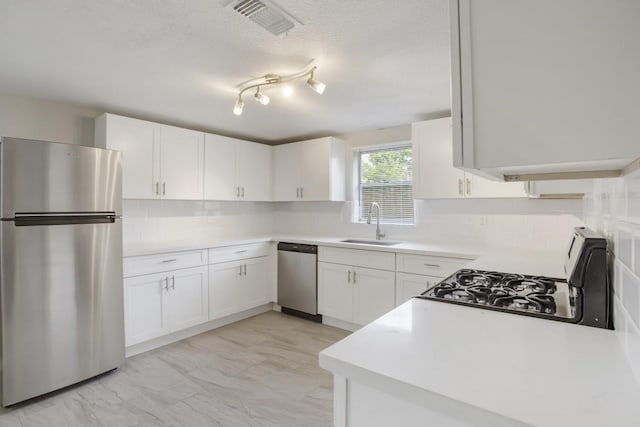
[277,242,321,322]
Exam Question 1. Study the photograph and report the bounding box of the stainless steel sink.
[340,239,402,246]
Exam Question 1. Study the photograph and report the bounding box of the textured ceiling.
[0,0,451,143]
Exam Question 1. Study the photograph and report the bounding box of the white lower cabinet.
[395,272,440,306]
[209,257,269,320]
[318,262,395,326]
[124,265,208,346]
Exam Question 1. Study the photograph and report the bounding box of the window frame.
[352,142,416,226]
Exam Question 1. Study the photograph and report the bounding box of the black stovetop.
[416,269,579,321]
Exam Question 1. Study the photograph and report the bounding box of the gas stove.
[419,269,578,321]
[416,227,612,329]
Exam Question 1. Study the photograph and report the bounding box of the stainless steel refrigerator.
[0,137,125,406]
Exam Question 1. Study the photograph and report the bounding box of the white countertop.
[319,252,640,427]
[123,234,482,260]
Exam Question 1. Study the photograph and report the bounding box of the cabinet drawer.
[318,246,395,271]
[124,250,208,278]
[396,253,471,277]
[209,242,271,264]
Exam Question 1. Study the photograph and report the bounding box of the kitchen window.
[354,144,415,225]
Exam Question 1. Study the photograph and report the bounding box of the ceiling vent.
[231,0,303,36]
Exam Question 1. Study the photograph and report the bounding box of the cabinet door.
[300,138,330,201]
[124,273,168,346]
[466,173,527,198]
[352,267,395,325]
[209,261,243,319]
[105,115,160,199]
[318,262,353,322]
[395,272,439,306]
[237,141,272,201]
[160,125,204,200]
[412,119,465,199]
[239,257,269,310]
[204,133,238,200]
[273,143,300,201]
[453,0,640,170]
[167,266,209,332]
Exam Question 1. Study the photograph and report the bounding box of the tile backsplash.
[583,171,640,378]
[122,200,275,246]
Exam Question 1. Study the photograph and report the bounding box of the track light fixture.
[233,65,326,115]
[254,87,270,105]
[306,69,326,94]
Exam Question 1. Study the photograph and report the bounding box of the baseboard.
[322,316,361,332]
[125,303,275,357]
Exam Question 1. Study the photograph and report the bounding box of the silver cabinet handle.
[236,186,240,198]
[241,187,245,198]
[300,187,303,198]
[353,271,356,284]
[347,270,351,283]
[296,188,300,198]
[161,258,177,263]
[171,276,176,290]
[243,264,247,276]
[466,178,471,196]
[155,182,160,196]
[162,182,166,196]
[458,179,463,196]
[423,263,441,268]
[164,277,169,291]
[238,265,243,276]
[234,250,248,254]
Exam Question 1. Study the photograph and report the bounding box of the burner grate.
[417,269,576,322]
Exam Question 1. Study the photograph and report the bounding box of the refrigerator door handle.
[12,212,117,226]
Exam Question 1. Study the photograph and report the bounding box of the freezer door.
[0,137,122,217]
[0,218,124,406]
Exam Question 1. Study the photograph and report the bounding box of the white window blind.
[356,144,415,225]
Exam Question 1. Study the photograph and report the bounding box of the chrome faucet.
[367,202,386,240]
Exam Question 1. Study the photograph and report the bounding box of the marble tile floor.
[0,312,350,427]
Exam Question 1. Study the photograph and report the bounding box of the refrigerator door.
[0,218,124,406]
[0,137,122,217]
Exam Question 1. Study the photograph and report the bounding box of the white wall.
[0,92,99,145]
[584,173,640,379]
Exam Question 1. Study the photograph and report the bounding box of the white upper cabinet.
[94,114,159,199]
[412,118,526,198]
[450,0,640,180]
[95,114,204,200]
[272,137,346,201]
[160,125,204,200]
[204,134,272,201]
[237,140,272,201]
[203,133,238,200]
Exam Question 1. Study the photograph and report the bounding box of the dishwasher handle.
[277,242,317,254]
